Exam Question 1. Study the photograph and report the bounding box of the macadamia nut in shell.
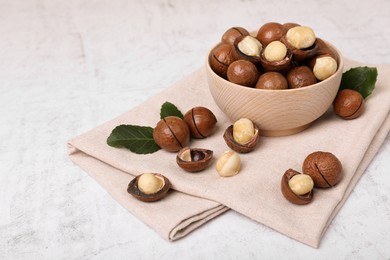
[227,60,259,87]
[137,173,165,195]
[263,41,288,62]
[303,151,342,188]
[286,26,316,49]
[237,36,263,57]
[313,56,338,81]
[333,89,365,120]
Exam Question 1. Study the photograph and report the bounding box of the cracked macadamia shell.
[176,147,213,172]
[333,89,365,120]
[127,173,171,202]
[281,169,313,205]
[302,151,342,188]
[209,43,237,78]
[153,116,190,152]
[221,27,250,45]
[183,106,217,138]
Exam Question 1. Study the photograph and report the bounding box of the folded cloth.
[68,59,390,248]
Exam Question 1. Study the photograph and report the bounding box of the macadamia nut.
[137,173,164,195]
[313,56,338,80]
[233,118,255,144]
[288,174,314,195]
[263,41,287,62]
[216,150,241,177]
[238,36,263,57]
[286,26,316,49]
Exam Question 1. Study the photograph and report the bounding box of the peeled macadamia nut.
[288,174,314,195]
[221,27,250,45]
[286,26,316,49]
[227,60,259,87]
[256,72,288,90]
[237,35,263,57]
[333,89,365,119]
[313,56,338,81]
[263,41,287,62]
[216,150,241,177]
[137,173,165,195]
[233,118,255,144]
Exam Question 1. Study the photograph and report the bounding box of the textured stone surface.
[1,0,389,258]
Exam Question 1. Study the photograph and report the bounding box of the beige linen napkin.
[68,59,390,248]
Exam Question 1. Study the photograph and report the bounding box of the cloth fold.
[68,59,390,248]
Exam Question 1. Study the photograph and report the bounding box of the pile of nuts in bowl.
[209,22,339,89]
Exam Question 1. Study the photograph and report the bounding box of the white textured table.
[1,1,389,259]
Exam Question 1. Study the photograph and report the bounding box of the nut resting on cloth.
[223,118,260,153]
[127,173,171,202]
[176,147,213,173]
[183,106,217,138]
[153,116,190,152]
[333,89,365,120]
[281,169,314,205]
[216,150,241,177]
[302,151,343,188]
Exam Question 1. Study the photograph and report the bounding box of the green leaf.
[107,125,160,154]
[160,101,183,119]
[339,66,378,98]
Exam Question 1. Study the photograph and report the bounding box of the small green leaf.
[339,66,378,98]
[160,101,183,119]
[107,125,160,154]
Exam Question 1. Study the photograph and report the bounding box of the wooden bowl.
[206,41,344,137]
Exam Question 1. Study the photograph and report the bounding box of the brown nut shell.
[286,66,317,89]
[221,27,250,45]
[208,43,237,78]
[302,151,343,188]
[281,169,313,205]
[333,89,365,120]
[233,36,262,64]
[282,22,300,31]
[257,22,286,46]
[260,48,292,73]
[153,116,190,152]
[255,72,288,90]
[316,38,339,62]
[227,60,259,87]
[223,124,260,153]
[176,147,213,172]
[281,35,319,61]
[127,173,171,202]
[183,106,217,138]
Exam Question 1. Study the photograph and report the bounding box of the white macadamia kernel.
[137,173,164,195]
[288,174,314,195]
[180,149,192,162]
[286,26,316,49]
[216,150,241,177]
[233,118,255,144]
[238,36,263,57]
[313,56,338,81]
[263,41,287,62]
